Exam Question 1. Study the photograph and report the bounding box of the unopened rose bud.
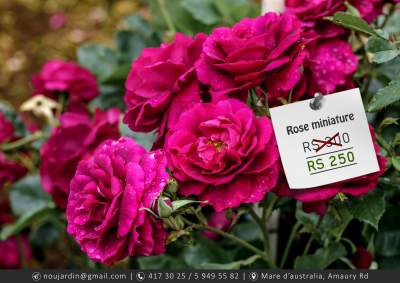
[156,197,173,218]
[166,179,178,195]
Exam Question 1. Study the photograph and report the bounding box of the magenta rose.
[32,59,99,102]
[0,154,27,191]
[285,0,384,24]
[274,127,386,215]
[202,210,236,240]
[165,99,280,212]
[67,137,168,264]
[196,12,306,101]
[298,38,358,98]
[0,201,32,269]
[0,235,31,269]
[40,108,120,208]
[124,33,206,138]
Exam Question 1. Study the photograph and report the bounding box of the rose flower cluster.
[0,0,390,266]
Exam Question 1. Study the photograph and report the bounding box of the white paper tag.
[270,88,380,189]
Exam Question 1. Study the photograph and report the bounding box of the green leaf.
[90,85,125,111]
[366,36,400,64]
[171,200,203,212]
[376,57,400,81]
[373,50,400,64]
[368,78,400,112]
[317,203,353,245]
[365,36,393,53]
[294,242,347,269]
[392,156,400,171]
[30,221,61,248]
[393,133,400,148]
[183,237,234,268]
[77,43,118,82]
[384,12,400,34]
[231,222,261,242]
[201,255,261,269]
[213,0,259,25]
[148,0,210,35]
[124,14,155,39]
[9,175,52,217]
[375,207,400,257]
[378,117,399,133]
[330,12,379,37]
[295,202,319,233]
[181,0,220,25]
[115,30,146,62]
[347,190,385,230]
[0,203,55,241]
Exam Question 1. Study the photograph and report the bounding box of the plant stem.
[248,207,270,254]
[303,233,314,255]
[157,0,176,35]
[262,195,279,223]
[195,223,276,268]
[280,222,301,268]
[0,131,44,152]
[16,234,28,268]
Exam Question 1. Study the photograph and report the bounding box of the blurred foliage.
[0,0,143,107]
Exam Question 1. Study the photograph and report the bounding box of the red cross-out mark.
[313,132,342,153]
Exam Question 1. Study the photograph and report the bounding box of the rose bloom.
[0,201,32,269]
[40,108,120,208]
[0,154,27,191]
[32,60,99,103]
[124,33,207,141]
[285,0,385,24]
[293,38,358,99]
[165,99,280,212]
[196,12,306,101]
[67,138,168,264]
[274,127,386,215]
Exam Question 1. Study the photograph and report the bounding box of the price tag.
[270,88,380,189]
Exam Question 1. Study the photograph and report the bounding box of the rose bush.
[1,0,399,270]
